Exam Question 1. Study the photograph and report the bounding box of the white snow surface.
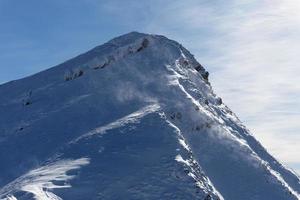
[72,103,160,143]
[0,32,299,200]
[0,158,89,200]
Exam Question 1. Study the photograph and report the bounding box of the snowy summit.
[0,32,299,200]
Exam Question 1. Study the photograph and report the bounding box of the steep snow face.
[0,32,299,200]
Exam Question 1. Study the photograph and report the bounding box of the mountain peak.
[107,31,149,45]
[0,33,300,200]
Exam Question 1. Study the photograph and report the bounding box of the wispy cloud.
[139,0,300,172]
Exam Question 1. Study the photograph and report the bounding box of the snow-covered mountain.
[0,32,299,200]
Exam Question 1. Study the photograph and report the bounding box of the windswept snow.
[264,162,300,199]
[72,104,160,143]
[166,119,224,200]
[3,196,17,200]
[0,158,90,200]
[163,52,300,199]
[165,64,224,125]
[0,32,299,199]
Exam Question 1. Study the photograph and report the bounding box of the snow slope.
[0,32,299,200]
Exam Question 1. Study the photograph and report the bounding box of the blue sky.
[1,0,299,174]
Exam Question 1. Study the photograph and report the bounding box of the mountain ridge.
[0,32,299,200]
